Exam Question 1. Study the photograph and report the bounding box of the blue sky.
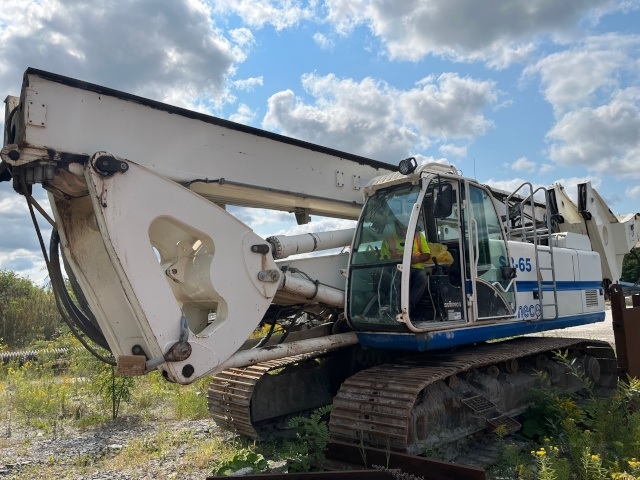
[0,0,639,284]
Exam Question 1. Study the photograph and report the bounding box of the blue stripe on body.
[464,280,602,292]
[516,280,602,292]
[356,311,605,352]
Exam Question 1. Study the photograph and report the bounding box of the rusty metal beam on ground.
[325,440,486,480]
[611,284,640,378]
[207,471,394,479]
[205,440,486,479]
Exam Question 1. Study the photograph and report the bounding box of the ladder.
[461,394,521,434]
[505,183,559,321]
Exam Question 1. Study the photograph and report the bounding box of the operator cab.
[346,163,516,334]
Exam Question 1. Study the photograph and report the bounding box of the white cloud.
[229,103,257,124]
[526,34,640,181]
[485,43,537,70]
[484,177,536,195]
[272,217,357,237]
[439,144,467,158]
[324,0,615,66]
[229,27,256,49]
[0,185,52,285]
[0,194,28,216]
[539,164,555,174]
[399,74,497,139]
[512,157,536,172]
[228,28,258,64]
[212,0,317,31]
[322,0,364,34]
[547,88,640,178]
[263,73,497,161]
[225,207,356,246]
[0,0,243,113]
[313,32,335,50]
[0,249,49,287]
[524,34,640,115]
[233,76,264,91]
[263,76,418,161]
[414,156,454,168]
[626,185,640,200]
[228,206,294,230]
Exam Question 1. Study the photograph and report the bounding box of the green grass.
[4,335,640,479]
[0,334,299,478]
[0,334,214,429]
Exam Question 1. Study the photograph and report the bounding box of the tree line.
[622,247,640,286]
[0,270,60,349]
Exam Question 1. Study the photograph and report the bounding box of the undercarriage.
[208,336,617,453]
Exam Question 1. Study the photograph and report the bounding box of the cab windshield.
[350,183,421,266]
[348,183,422,329]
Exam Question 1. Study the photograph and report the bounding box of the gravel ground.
[0,418,228,479]
[0,302,624,479]
[529,303,616,345]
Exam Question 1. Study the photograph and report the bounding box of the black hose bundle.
[21,175,114,365]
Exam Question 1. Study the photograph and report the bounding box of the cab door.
[417,179,466,323]
[462,182,515,321]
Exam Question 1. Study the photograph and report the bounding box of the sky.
[0,0,639,285]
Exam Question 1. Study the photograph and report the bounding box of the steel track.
[329,337,613,452]
[207,351,325,438]
[207,336,615,452]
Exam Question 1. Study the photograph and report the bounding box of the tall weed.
[495,354,640,480]
[286,405,333,472]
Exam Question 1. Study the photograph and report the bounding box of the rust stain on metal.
[163,341,192,362]
[326,441,485,480]
[611,284,640,378]
[205,440,485,479]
